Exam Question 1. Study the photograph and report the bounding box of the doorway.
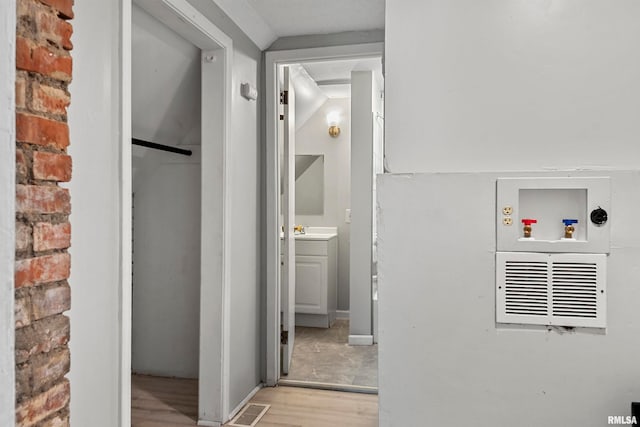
[130,4,202,423]
[128,0,233,425]
[265,44,384,392]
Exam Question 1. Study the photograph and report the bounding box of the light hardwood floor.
[132,374,198,427]
[132,374,378,427]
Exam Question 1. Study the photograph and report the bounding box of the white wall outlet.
[345,208,352,224]
[503,206,513,215]
[503,217,513,226]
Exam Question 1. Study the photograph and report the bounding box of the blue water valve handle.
[562,219,578,226]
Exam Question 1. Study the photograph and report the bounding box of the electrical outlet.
[503,206,513,215]
[503,217,513,226]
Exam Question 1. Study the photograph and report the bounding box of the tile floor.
[284,319,378,388]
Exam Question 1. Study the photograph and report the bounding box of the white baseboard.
[336,310,350,319]
[295,313,330,328]
[228,383,263,420]
[348,335,374,346]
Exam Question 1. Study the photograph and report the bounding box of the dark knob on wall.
[590,207,608,225]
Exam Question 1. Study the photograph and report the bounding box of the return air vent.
[228,403,270,427]
[497,252,606,328]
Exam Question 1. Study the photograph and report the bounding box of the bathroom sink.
[295,226,337,240]
[280,226,338,240]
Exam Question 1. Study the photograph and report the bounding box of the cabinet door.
[295,256,328,314]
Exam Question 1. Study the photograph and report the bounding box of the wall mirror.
[295,154,324,215]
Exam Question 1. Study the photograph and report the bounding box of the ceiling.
[301,57,383,98]
[211,0,385,49]
[246,0,385,39]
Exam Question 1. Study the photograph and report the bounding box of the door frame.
[0,0,16,424]
[264,42,384,386]
[128,1,233,425]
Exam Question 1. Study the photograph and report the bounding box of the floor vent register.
[227,403,270,427]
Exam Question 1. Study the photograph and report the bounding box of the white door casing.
[281,66,296,375]
[130,1,233,425]
[265,43,384,386]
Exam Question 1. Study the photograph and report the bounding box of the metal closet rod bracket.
[132,138,192,156]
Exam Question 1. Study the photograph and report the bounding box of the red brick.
[31,284,70,320]
[16,184,71,215]
[15,253,70,288]
[31,348,70,391]
[35,9,73,50]
[16,113,69,149]
[16,76,27,110]
[31,83,70,116]
[32,152,71,182]
[15,315,69,364]
[16,222,32,252]
[16,37,72,82]
[15,379,69,427]
[38,0,74,20]
[33,222,70,251]
[16,149,28,183]
[15,294,32,329]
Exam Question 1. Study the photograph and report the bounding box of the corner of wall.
[13,0,74,425]
[0,0,16,425]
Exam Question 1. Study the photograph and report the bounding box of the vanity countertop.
[281,226,338,241]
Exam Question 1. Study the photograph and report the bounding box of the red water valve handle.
[521,219,537,226]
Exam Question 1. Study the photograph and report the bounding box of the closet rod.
[132,138,192,156]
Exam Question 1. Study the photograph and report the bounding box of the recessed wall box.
[496,177,611,253]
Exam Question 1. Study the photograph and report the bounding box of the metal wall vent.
[227,403,270,427]
[497,252,606,328]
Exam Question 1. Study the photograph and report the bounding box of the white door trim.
[264,42,384,386]
[0,1,16,424]
[129,1,233,425]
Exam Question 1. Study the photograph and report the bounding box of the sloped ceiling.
[211,0,384,49]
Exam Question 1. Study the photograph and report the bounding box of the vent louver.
[504,260,548,317]
[497,253,606,328]
[552,262,598,318]
[228,403,270,427]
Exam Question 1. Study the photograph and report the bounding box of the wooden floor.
[132,374,198,426]
[132,374,378,427]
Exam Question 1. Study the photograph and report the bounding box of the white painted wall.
[378,172,640,427]
[380,1,640,425]
[295,98,351,311]
[68,0,129,425]
[0,1,16,424]
[349,71,375,341]
[184,0,264,411]
[131,147,201,378]
[228,46,262,409]
[131,5,202,379]
[385,0,640,174]
[132,5,201,149]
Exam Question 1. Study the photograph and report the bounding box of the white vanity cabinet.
[294,234,338,328]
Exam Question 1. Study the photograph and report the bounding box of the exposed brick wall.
[15,0,73,426]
